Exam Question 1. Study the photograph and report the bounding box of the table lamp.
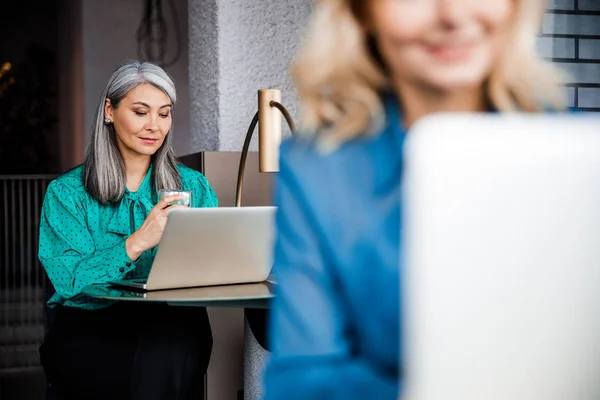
[235,89,296,207]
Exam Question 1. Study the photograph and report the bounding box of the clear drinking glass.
[158,189,192,207]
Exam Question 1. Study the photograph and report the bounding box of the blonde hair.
[292,0,567,144]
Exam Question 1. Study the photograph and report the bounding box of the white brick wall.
[540,0,600,110]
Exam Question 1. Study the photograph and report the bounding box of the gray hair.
[84,60,182,203]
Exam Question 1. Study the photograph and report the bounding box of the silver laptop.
[402,114,600,399]
[110,206,276,291]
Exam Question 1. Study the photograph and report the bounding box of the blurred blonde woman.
[264,0,566,399]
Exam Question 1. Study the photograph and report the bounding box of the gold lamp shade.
[235,89,295,207]
[258,89,283,173]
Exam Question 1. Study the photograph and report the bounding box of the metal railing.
[0,175,56,374]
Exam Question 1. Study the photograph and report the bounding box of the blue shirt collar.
[381,90,406,151]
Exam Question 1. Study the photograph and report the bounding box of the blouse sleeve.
[263,148,398,400]
[38,181,136,301]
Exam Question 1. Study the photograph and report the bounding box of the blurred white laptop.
[402,114,600,399]
[110,206,276,291]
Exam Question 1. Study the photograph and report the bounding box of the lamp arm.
[270,101,296,133]
[235,111,260,207]
[235,103,296,207]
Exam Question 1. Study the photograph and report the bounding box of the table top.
[82,282,275,309]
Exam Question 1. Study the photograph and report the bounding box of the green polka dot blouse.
[39,163,218,310]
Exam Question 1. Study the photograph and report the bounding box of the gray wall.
[539,0,600,110]
[188,0,313,152]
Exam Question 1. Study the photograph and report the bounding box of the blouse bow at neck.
[107,166,156,236]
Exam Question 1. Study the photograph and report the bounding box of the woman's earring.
[104,118,112,125]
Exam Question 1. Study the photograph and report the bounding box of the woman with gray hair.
[38,61,216,400]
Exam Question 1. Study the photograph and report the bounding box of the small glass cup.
[158,189,192,207]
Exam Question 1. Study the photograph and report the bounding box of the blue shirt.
[264,94,405,399]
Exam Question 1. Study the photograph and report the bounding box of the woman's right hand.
[125,194,187,261]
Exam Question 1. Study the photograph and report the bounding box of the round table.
[81,281,274,308]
